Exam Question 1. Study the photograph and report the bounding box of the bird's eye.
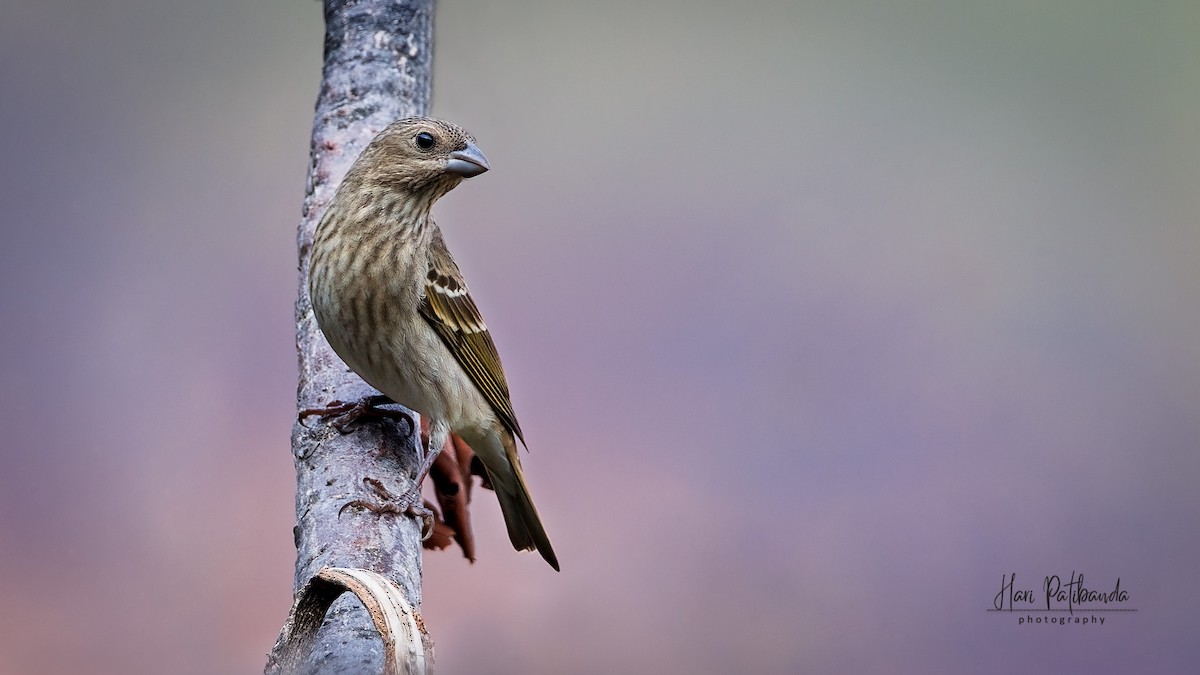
[414,132,436,150]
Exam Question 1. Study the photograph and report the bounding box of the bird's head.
[353,117,490,196]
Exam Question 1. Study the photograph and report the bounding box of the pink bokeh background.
[1,1,1198,673]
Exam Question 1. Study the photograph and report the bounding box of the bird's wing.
[419,225,526,445]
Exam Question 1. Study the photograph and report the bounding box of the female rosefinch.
[309,117,558,571]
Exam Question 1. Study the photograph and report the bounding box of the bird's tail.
[487,432,559,571]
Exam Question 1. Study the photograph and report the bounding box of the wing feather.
[419,226,526,445]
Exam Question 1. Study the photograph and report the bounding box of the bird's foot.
[338,477,435,540]
[299,394,413,435]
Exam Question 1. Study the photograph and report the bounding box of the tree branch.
[268,1,436,672]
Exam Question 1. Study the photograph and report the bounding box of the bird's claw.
[412,501,436,541]
[299,395,413,435]
[338,478,435,540]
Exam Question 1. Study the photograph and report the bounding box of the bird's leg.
[409,418,448,497]
[299,394,413,435]
[336,419,449,541]
[395,418,450,537]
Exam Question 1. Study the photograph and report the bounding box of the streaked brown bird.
[308,117,558,571]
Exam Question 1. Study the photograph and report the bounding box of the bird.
[306,117,558,571]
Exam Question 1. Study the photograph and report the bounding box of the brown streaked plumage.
[308,117,558,570]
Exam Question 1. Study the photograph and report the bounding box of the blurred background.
[1,1,1198,673]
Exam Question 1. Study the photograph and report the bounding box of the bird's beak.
[446,143,490,177]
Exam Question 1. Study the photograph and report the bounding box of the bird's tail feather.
[489,433,559,571]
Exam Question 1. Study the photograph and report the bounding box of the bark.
[267,1,436,672]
